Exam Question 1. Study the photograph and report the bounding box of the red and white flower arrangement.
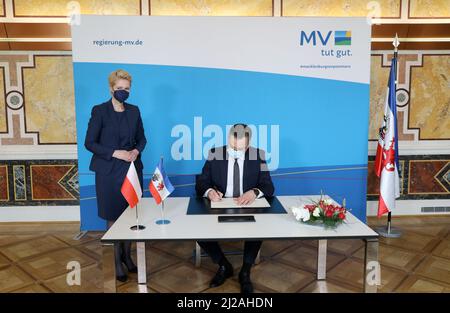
[291,196,348,228]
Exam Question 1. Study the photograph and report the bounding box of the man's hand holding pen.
[207,186,223,202]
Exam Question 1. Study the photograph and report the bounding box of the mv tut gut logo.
[300,30,352,59]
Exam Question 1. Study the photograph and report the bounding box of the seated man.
[196,123,275,293]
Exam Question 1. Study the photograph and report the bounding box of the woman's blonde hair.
[108,69,132,88]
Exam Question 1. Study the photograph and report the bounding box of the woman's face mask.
[113,89,129,103]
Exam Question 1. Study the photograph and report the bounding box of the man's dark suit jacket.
[196,146,274,197]
[84,99,147,175]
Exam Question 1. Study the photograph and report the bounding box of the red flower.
[338,212,345,220]
[325,210,333,217]
[304,204,316,212]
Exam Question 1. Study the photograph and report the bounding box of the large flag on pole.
[121,161,142,208]
[149,159,174,204]
[374,57,401,217]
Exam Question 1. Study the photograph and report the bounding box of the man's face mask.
[227,147,245,159]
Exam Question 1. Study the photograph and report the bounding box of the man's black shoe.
[210,263,233,288]
[239,270,254,294]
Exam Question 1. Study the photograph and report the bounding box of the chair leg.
[195,242,201,267]
[254,248,261,265]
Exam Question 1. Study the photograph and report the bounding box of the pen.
[213,186,223,200]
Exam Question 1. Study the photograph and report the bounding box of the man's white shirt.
[203,154,264,199]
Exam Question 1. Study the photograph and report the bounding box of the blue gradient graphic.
[73,63,370,230]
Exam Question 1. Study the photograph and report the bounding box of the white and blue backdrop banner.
[71,16,372,230]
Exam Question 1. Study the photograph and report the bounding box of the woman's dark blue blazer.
[84,99,147,175]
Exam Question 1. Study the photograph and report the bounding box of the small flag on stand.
[121,161,142,208]
[149,158,174,204]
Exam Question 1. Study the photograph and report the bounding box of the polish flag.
[374,57,401,217]
[121,162,142,208]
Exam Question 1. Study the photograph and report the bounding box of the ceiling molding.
[0,17,448,51]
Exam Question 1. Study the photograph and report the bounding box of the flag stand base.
[155,219,170,225]
[375,212,402,238]
[130,225,146,231]
[375,226,401,238]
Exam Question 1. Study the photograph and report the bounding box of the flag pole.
[136,203,139,228]
[155,156,171,225]
[130,203,146,231]
[156,198,170,225]
[376,34,402,238]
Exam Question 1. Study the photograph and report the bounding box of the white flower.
[291,206,311,222]
[298,208,310,222]
[312,207,321,217]
[291,206,300,220]
[323,198,333,205]
[291,207,310,222]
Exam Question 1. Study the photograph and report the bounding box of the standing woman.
[85,69,147,282]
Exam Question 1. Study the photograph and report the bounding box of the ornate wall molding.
[367,155,450,200]
[0,159,79,206]
[0,51,74,151]
[369,50,450,155]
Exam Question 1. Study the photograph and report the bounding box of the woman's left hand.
[129,149,140,162]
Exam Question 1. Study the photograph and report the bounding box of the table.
[101,196,379,293]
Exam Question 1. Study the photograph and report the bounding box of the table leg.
[102,243,116,293]
[317,239,327,280]
[363,238,380,293]
[136,242,147,286]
